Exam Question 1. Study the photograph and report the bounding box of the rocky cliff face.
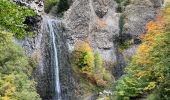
[64,0,163,79]
[10,0,44,14]
[64,0,119,63]
[10,0,52,99]
[123,0,162,37]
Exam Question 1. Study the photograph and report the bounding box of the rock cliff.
[63,0,163,79]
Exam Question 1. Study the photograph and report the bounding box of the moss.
[119,14,126,36]
[115,0,131,13]
[119,39,133,52]
[29,50,41,70]
[44,0,70,17]
[57,0,70,16]
[44,0,60,13]
[103,73,112,82]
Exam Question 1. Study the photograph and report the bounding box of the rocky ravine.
[11,0,164,99]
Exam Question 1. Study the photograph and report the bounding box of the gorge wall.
[63,0,162,79]
[10,0,164,99]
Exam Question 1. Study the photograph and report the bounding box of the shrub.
[44,0,70,16]
[72,42,113,87]
[57,0,70,15]
[94,51,103,71]
[44,0,59,13]
[96,79,107,87]
[0,0,36,39]
[115,0,131,12]
[103,73,112,82]
[72,41,94,74]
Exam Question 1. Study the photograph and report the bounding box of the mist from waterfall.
[42,15,61,100]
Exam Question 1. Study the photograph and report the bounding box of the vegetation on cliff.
[0,30,40,100]
[0,0,35,39]
[44,0,70,16]
[115,3,170,100]
[115,0,130,12]
[44,0,60,13]
[0,1,40,100]
[72,42,112,93]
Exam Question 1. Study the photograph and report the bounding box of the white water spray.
[43,16,61,100]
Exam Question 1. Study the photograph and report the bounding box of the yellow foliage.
[73,41,94,74]
[72,41,112,87]
[144,82,156,91]
[135,43,152,65]
[135,71,150,79]
[2,74,16,97]
[145,21,163,34]
[75,41,92,52]
[135,13,166,65]
[2,96,10,100]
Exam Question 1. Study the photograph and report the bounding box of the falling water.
[43,16,61,100]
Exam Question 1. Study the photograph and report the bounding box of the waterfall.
[42,16,62,100]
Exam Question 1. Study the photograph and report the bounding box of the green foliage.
[103,73,112,82]
[115,3,170,100]
[57,0,70,16]
[44,0,70,16]
[0,0,36,39]
[94,51,103,72]
[118,14,133,52]
[72,41,94,74]
[44,0,59,13]
[115,0,130,12]
[94,51,112,83]
[0,30,40,99]
[72,42,112,89]
[0,1,39,99]
[119,14,125,35]
[115,74,144,99]
[119,39,133,52]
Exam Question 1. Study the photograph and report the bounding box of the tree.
[0,30,40,100]
[115,2,170,100]
[0,0,35,39]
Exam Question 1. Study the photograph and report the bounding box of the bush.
[115,0,131,12]
[72,41,94,74]
[44,0,59,13]
[44,0,70,16]
[103,73,112,82]
[96,79,107,87]
[94,51,103,72]
[57,0,70,15]
[0,0,36,39]
[72,43,113,87]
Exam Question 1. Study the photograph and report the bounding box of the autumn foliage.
[72,41,112,87]
[115,3,170,100]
